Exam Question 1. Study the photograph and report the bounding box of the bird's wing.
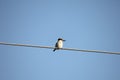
[55,42,58,47]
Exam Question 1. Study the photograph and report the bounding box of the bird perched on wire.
[53,38,66,52]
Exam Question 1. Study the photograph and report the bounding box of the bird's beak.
[63,40,66,41]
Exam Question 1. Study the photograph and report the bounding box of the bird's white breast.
[57,40,63,48]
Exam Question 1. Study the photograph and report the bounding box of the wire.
[0,42,120,55]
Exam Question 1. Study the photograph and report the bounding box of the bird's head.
[58,38,66,41]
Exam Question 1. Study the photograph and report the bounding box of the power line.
[0,42,120,55]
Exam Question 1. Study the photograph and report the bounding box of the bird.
[53,38,65,52]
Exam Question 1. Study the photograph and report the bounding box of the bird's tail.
[53,48,56,52]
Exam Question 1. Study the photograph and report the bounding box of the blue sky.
[0,0,120,80]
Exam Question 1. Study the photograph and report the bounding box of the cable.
[0,42,120,55]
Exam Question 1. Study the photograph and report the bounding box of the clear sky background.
[0,0,120,80]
